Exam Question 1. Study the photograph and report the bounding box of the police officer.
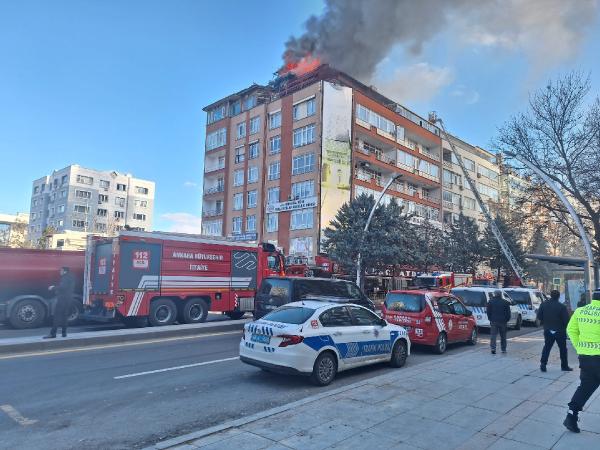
[43,266,75,339]
[487,290,511,354]
[564,290,600,433]
[538,290,572,372]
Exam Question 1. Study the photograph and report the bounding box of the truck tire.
[67,301,83,325]
[9,299,46,329]
[226,311,245,320]
[148,298,177,326]
[123,316,148,328]
[180,298,209,324]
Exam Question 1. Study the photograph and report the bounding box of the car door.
[502,292,518,325]
[436,296,461,343]
[449,297,471,341]
[318,306,363,367]
[347,305,391,363]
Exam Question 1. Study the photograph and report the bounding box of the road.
[0,326,539,450]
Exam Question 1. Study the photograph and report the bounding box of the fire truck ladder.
[430,113,525,284]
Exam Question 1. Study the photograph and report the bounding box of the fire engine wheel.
[148,298,177,326]
[9,299,46,329]
[181,298,209,324]
[67,301,83,325]
[433,332,448,354]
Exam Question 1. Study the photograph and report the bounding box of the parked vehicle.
[451,287,523,330]
[284,254,337,278]
[381,289,478,354]
[0,248,84,329]
[240,300,410,386]
[254,277,374,319]
[503,287,545,326]
[414,272,473,290]
[83,231,284,327]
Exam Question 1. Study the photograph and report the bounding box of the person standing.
[538,290,572,372]
[43,266,75,339]
[487,290,511,354]
[564,290,600,433]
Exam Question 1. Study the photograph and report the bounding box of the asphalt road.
[0,325,539,450]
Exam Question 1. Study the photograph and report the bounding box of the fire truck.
[83,231,284,327]
[414,272,473,290]
[284,254,337,278]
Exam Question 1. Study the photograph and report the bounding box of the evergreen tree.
[444,213,484,273]
[526,227,552,286]
[481,216,525,283]
[413,219,445,273]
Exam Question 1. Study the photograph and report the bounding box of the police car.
[451,287,523,329]
[503,288,545,325]
[239,300,410,386]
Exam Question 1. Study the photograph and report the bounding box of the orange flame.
[279,54,321,77]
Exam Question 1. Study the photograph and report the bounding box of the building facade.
[201,66,444,259]
[29,165,155,243]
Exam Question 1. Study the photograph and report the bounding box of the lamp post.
[356,171,403,288]
[504,151,597,299]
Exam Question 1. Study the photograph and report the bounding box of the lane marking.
[0,404,37,426]
[114,356,239,379]
[0,330,241,360]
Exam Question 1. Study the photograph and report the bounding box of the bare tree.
[496,72,600,261]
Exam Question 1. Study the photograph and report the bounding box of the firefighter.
[538,290,572,372]
[43,266,75,339]
[487,290,511,354]
[564,290,600,433]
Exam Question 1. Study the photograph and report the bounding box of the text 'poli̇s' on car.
[450,287,523,330]
[239,300,410,386]
[381,290,478,354]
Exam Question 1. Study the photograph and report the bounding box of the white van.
[503,288,545,326]
[451,287,523,330]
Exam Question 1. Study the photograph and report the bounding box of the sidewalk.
[150,330,600,450]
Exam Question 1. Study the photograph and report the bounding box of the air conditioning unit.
[477,173,482,178]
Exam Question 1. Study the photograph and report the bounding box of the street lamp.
[504,151,597,299]
[356,171,403,288]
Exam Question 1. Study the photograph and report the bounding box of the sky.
[1,0,599,233]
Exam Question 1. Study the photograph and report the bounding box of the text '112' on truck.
[83,231,285,327]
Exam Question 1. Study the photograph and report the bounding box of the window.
[229,101,241,116]
[248,141,259,159]
[292,153,315,175]
[356,104,397,136]
[115,197,125,207]
[384,293,425,312]
[114,211,124,219]
[58,204,65,213]
[247,166,258,183]
[319,307,353,327]
[267,187,280,204]
[270,135,281,154]
[95,223,107,232]
[479,166,498,181]
[61,175,68,185]
[207,105,226,124]
[30,212,36,220]
[133,213,146,221]
[419,159,439,179]
[61,190,67,198]
[247,190,257,208]
[134,199,148,208]
[291,180,315,199]
[97,208,108,217]
[293,123,316,148]
[73,205,90,214]
[100,180,110,189]
[33,186,39,194]
[75,190,91,199]
[478,183,499,201]
[232,217,242,234]
[266,213,278,232]
[235,146,245,163]
[53,178,58,188]
[463,197,476,210]
[135,186,149,195]
[57,219,64,227]
[269,111,281,129]
[246,215,256,232]
[463,158,475,172]
[236,122,246,139]
[117,183,127,191]
[233,193,243,210]
[72,220,86,228]
[452,290,487,307]
[245,96,256,110]
[206,128,227,150]
[41,184,46,192]
[233,170,244,187]
[348,305,381,326]
[443,191,461,206]
[249,116,260,134]
[98,194,108,204]
[290,208,313,230]
[293,97,316,121]
[263,306,316,325]
[202,220,223,236]
[268,161,280,180]
[76,175,93,185]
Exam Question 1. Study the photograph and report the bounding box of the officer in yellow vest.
[564,290,600,433]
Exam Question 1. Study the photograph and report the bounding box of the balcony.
[443,160,453,169]
[203,208,224,218]
[205,163,225,173]
[204,185,224,195]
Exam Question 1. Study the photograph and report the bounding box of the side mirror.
[464,309,473,317]
[380,318,387,327]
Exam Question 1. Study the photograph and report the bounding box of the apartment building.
[201,65,443,258]
[441,136,500,228]
[29,165,155,243]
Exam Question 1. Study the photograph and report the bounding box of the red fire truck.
[284,254,337,278]
[83,231,284,327]
[414,272,473,290]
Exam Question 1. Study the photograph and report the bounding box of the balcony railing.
[205,164,225,173]
[203,208,224,218]
[204,185,224,195]
[442,160,453,168]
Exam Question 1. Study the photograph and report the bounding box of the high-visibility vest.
[567,299,600,356]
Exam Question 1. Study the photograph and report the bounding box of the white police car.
[451,287,523,330]
[503,288,545,325]
[239,300,410,386]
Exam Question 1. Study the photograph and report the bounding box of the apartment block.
[29,165,155,243]
[201,65,444,258]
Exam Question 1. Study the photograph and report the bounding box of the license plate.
[251,334,271,344]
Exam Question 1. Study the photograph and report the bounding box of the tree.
[525,226,553,287]
[412,218,445,273]
[496,72,600,262]
[481,216,525,283]
[444,213,484,273]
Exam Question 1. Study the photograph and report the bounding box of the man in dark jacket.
[538,290,572,372]
[44,266,75,338]
[487,290,512,354]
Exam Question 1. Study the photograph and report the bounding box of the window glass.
[260,278,291,299]
[451,290,488,307]
[384,293,425,312]
[263,307,315,325]
[504,290,531,304]
[451,299,467,315]
[319,307,353,327]
[348,306,380,326]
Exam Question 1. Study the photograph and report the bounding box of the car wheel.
[181,298,209,324]
[390,340,408,368]
[534,318,541,328]
[148,298,177,326]
[433,332,447,354]
[9,299,46,329]
[310,351,337,386]
[514,316,522,330]
[467,327,478,345]
[226,311,246,320]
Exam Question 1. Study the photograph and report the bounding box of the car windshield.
[504,290,531,304]
[452,290,487,307]
[384,293,424,312]
[296,280,363,301]
[261,306,315,324]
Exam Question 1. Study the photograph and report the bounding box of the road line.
[114,356,239,379]
[0,330,241,360]
[0,404,37,426]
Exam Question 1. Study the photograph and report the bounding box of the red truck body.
[0,247,85,328]
[83,231,284,326]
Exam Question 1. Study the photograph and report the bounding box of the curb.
[0,320,249,355]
